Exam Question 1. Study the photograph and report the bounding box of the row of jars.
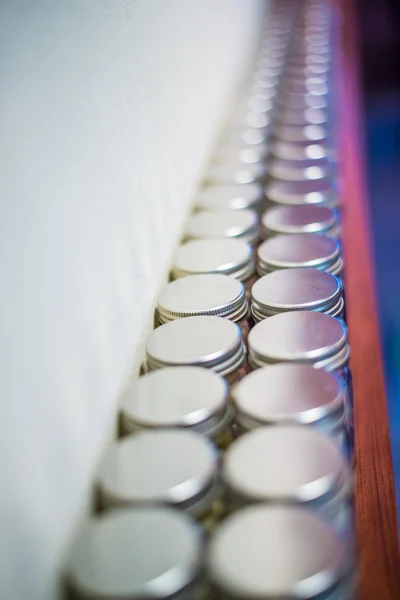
[63,0,357,598]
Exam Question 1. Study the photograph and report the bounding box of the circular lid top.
[214,144,267,165]
[265,178,337,206]
[97,430,217,507]
[273,123,329,144]
[157,274,246,321]
[184,210,258,243]
[146,315,243,372]
[282,79,329,97]
[223,127,267,147]
[251,268,342,313]
[275,106,329,126]
[248,311,347,364]
[257,234,340,270]
[269,140,332,161]
[262,204,337,235]
[195,184,264,212]
[223,426,346,503]
[232,364,343,426]
[247,94,275,113]
[205,161,266,185]
[278,91,330,110]
[121,366,228,430]
[66,508,201,599]
[266,156,331,181]
[172,239,253,279]
[208,505,349,598]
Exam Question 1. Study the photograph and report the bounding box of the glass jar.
[120,366,235,450]
[265,177,339,208]
[145,315,247,384]
[260,204,340,238]
[257,233,343,277]
[184,210,260,247]
[64,507,205,599]
[222,426,353,531]
[195,184,266,214]
[171,239,256,297]
[231,364,346,449]
[207,505,356,599]
[96,430,224,530]
[247,311,353,449]
[156,274,250,343]
[251,268,344,320]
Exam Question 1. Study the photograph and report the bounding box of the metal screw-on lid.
[172,239,255,282]
[157,275,248,323]
[97,430,218,514]
[265,178,339,207]
[269,139,334,161]
[195,184,265,213]
[222,426,350,507]
[251,268,343,319]
[266,156,333,181]
[261,205,339,237]
[275,106,330,126]
[214,143,267,165]
[283,63,331,82]
[146,315,246,376]
[273,122,330,144]
[248,311,348,370]
[232,364,345,430]
[278,91,330,111]
[184,210,259,246]
[120,367,231,438]
[205,160,266,185]
[208,505,352,599]
[65,508,201,599]
[257,233,341,276]
[222,127,267,148]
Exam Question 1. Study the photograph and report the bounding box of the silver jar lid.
[278,91,330,111]
[261,204,338,237]
[184,210,259,246]
[272,122,330,144]
[283,63,331,82]
[265,178,338,207]
[120,367,231,438]
[97,430,219,515]
[213,143,268,165]
[247,94,275,113]
[248,311,348,370]
[146,315,246,376]
[65,508,201,599]
[251,268,342,319]
[172,239,255,282]
[257,233,341,276]
[269,139,335,161]
[232,364,345,430]
[157,274,248,323]
[275,106,330,126]
[222,426,350,507]
[205,160,266,185]
[266,156,333,181]
[222,126,267,148]
[208,505,353,599]
[195,184,265,213]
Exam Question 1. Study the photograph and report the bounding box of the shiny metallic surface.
[66,508,201,599]
[273,122,329,143]
[195,184,265,213]
[248,311,347,366]
[269,139,333,161]
[172,238,254,282]
[265,177,338,207]
[184,210,259,246]
[278,91,330,110]
[205,160,266,185]
[214,144,267,165]
[261,204,338,237]
[146,315,245,375]
[266,156,332,181]
[232,364,345,429]
[208,505,352,599]
[251,268,342,315]
[97,430,218,511]
[275,106,330,125]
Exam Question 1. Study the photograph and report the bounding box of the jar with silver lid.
[207,505,356,600]
[120,366,235,449]
[269,138,336,161]
[265,177,339,208]
[278,90,331,111]
[251,268,344,320]
[261,204,340,238]
[222,426,352,530]
[184,210,259,247]
[64,507,206,599]
[231,364,346,448]
[272,122,331,146]
[145,315,247,384]
[247,311,353,446]
[257,233,343,277]
[171,239,256,295]
[204,159,266,186]
[195,184,266,214]
[266,155,334,181]
[156,274,250,342]
[96,430,224,529]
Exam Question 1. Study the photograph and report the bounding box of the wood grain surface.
[337,0,400,597]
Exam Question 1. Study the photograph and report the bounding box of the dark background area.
[357,0,400,520]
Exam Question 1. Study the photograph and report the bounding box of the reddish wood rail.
[338,0,400,598]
